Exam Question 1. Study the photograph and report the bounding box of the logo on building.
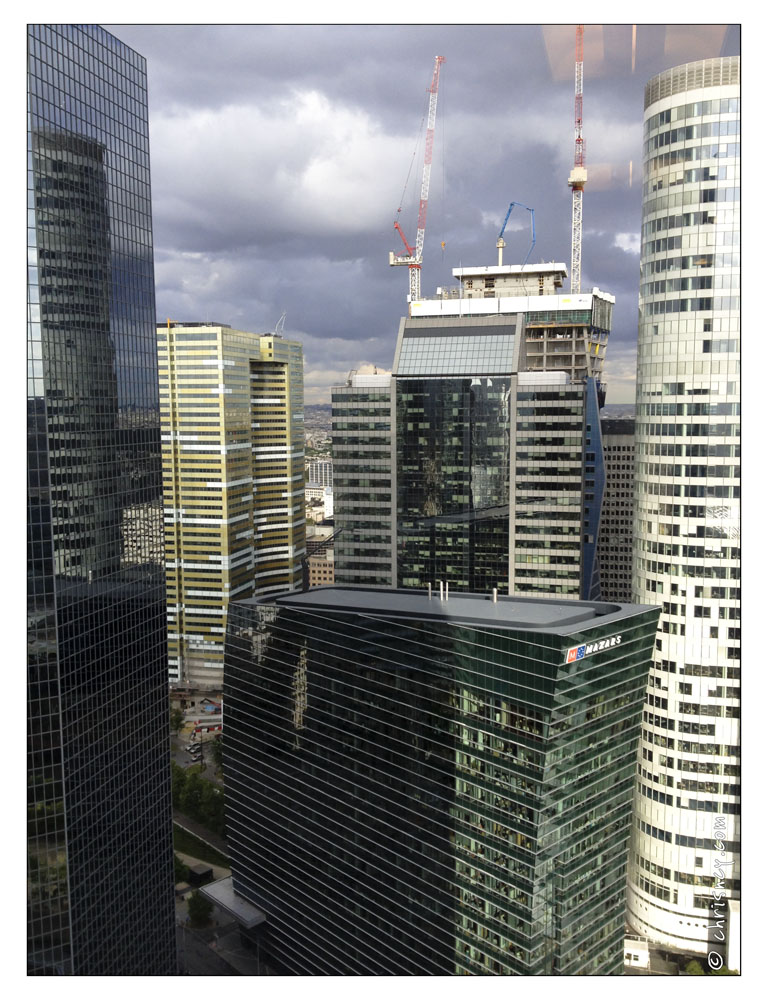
[565,634,622,664]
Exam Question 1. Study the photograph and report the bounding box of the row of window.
[643,296,739,315]
[644,119,739,154]
[642,251,736,276]
[645,99,739,134]
[646,142,739,175]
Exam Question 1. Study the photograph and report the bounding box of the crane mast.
[568,25,586,294]
[390,55,445,302]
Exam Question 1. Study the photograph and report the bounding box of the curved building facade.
[627,57,740,957]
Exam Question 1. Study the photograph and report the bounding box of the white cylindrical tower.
[628,57,740,960]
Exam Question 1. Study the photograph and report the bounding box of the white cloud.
[481,209,526,232]
[602,341,637,405]
[151,90,410,248]
[303,361,391,404]
[614,232,640,255]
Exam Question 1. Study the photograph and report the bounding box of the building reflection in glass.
[27,23,174,975]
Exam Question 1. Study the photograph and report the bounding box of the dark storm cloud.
[108,23,739,402]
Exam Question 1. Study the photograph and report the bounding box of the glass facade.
[509,378,597,599]
[395,331,518,377]
[332,299,612,601]
[27,24,176,974]
[596,419,635,603]
[223,588,659,975]
[628,56,740,956]
[396,376,511,592]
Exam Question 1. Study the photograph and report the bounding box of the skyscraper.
[306,459,333,488]
[159,323,305,687]
[333,262,613,600]
[597,417,635,602]
[27,24,176,974]
[222,586,659,975]
[627,56,740,959]
[332,373,396,587]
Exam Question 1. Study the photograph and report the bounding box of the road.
[170,731,224,786]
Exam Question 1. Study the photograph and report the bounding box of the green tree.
[210,736,223,768]
[684,959,705,975]
[179,772,205,816]
[199,781,226,835]
[170,761,187,809]
[187,890,213,928]
[170,708,185,734]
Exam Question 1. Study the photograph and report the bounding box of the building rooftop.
[241,586,652,635]
[452,263,568,279]
[161,321,231,328]
[341,374,392,387]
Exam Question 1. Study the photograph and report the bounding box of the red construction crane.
[389,55,446,302]
[568,25,587,293]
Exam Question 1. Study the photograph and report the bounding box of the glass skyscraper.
[627,56,740,959]
[333,262,613,600]
[222,587,659,975]
[596,418,636,603]
[27,24,176,974]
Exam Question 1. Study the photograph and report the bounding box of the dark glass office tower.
[391,311,605,599]
[27,24,175,974]
[223,587,659,975]
[397,373,512,592]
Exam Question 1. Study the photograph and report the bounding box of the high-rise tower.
[333,261,614,600]
[627,56,740,961]
[597,417,635,603]
[27,24,176,974]
[222,587,659,975]
[332,373,396,588]
[159,323,305,687]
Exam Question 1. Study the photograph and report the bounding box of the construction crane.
[497,202,536,267]
[568,24,587,294]
[389,55,446,302]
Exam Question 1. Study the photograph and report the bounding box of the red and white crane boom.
[390,55,445,302]
[568,25,587,294]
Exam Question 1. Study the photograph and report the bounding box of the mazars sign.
[565,634,622,664]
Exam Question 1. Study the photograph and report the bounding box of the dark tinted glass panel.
[27,23,175,976]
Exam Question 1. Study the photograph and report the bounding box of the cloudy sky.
[106,22,739,404]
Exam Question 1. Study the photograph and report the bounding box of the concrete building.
[332,374,396,587]
[27,24,176,974]
[597,418,635,602]
[333,262,614,600]
[307,458,333,488]
[221,587,659,975]
[627,56,740,960]
[159,323,305,687]
[307,548,335,586]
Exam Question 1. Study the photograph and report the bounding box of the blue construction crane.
[496,202,536,267]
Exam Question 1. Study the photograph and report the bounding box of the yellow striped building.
[158,322,305,687]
